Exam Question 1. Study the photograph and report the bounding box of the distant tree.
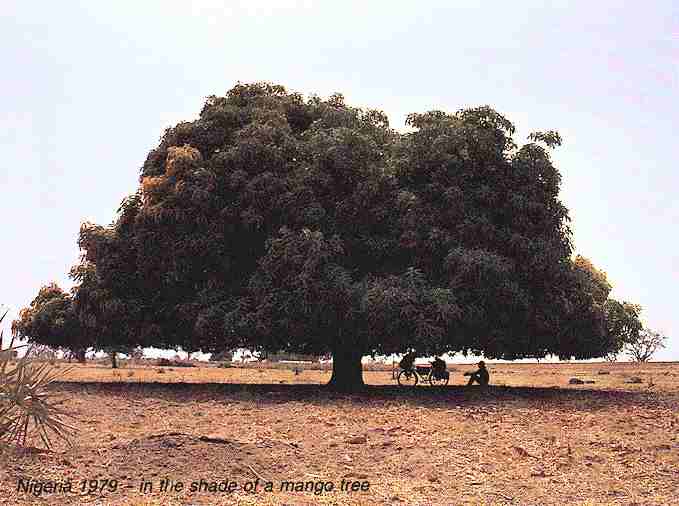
[13,267,140,369]
[12,283,90,360]
[210,350,234,362]
[25,344,58,362]
[63,349,85,363]
[127,347,145,361]
[625,328,668,362]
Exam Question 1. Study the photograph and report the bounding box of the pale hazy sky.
[1,1,677,360]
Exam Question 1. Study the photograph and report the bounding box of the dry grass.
[1,361,678,505]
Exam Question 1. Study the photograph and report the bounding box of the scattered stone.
[626,377,643,384]
[567,377,595,384]
[597,370,611,375]
[160,439,179,448]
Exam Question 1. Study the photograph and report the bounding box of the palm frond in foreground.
[0,309,77,449]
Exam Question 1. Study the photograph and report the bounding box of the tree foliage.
[12,269,136,367]
[15,82,647,389]
[603,299,643,360]
[12,284,87,357]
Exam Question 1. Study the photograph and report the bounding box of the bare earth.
[1,362,678,505]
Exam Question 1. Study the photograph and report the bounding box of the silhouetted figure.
[431,356,446,375]
[464,360,489,386]
[399,350,417,371]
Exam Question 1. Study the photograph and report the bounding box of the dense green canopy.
[15,82,632,389]
[12,284,84,355]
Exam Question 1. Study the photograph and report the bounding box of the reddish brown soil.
[1,363,678,505]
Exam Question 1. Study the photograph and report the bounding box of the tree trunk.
[111,352,118,369]
[328,347,364,391]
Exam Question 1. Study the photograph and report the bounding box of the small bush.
[218,362,232,368]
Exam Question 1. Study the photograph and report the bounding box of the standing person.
[464,360,490,386]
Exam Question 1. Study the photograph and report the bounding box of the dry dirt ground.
[1,362,678,505]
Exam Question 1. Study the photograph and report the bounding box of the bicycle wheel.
[397,369,419,387]
[429,371,449,387]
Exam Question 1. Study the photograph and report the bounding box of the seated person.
[399,350,417,372]
[464,360,489,386]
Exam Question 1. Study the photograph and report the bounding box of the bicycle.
[397,361,449,387]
